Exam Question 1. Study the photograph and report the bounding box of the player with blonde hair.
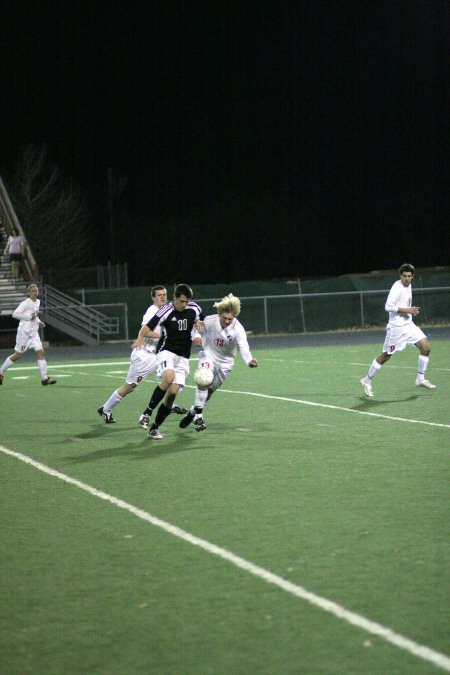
[213,293,242,316]
[179,293,258,432]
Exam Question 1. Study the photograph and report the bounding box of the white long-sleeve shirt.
[195,314,254,365]
[384,279,413,326]
[139,304,161,352]
[13,298,41,336]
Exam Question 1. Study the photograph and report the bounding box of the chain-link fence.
[197,287,450,334]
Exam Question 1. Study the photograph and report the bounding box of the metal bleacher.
[0,177,120,345]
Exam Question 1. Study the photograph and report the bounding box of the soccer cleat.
[42,378,56,386]
[148,427,163,439]
[97,406,116,424]
[0,372,3,385]
[415,379,436,389]
[194,417,207,432]
[171,404,189,415]
[360,378,373,397]
[139,413,150,429]
[179,410,195,429]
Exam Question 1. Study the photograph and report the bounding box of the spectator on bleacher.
[5,228,26,281]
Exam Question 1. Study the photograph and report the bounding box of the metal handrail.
[41,285,119,340]
[0,176,40,279]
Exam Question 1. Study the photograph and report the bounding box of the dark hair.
[398,263,415,276]
[151,285,166,298]
[174,283,193,299]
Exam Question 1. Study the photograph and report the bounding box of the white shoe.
[148,428,163,439]
[360,378,374,397]
[139,413,149,429]
[415,379,436,389]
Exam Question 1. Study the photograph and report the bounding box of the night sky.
[2,1,449,285]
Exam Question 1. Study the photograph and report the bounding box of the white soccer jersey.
[384,280,413,326]
[199,314,253,364]
[12,298,41,336]
[140,304,161,352]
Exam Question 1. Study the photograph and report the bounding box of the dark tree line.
[7,145,94,273]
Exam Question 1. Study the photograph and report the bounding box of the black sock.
[144,385,166,415]
[154,403,172,427]
[194,405,203,415]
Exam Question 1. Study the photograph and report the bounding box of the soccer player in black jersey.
[132,283,204,439]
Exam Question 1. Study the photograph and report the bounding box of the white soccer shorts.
[382,322,426,355]
[197,351,233,392]
[156,350,190,389]
[125,348,158,386]
[14,329,43,354]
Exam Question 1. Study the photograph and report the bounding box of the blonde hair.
[213,293,241,317]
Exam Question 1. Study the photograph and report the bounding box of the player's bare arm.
[131,325,159,349]
[399,306,420,315]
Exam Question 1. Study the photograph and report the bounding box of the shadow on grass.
[62,428,205,463]
[352,393,419,410]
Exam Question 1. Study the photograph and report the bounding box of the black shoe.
[139,413,150,429]
[98,406,116,423]
[42,378,57,386]
[171,404,188,415]
[194,417,206,432]
[179,410,195,428]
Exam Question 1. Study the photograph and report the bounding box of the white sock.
[0,357,15,373]
[102,390,123,412]
[367,360,382,381]
[417,355,429,382]
[37,359,48,379]
[193,388,208,418]
[195,388,208,408]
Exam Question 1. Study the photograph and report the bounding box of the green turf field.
[1,339,449,674]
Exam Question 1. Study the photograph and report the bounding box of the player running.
[360,263,436,397]
[0,283,56,387]
[133,283,204,439]
[179,293,258,432]
[97,285,188,423]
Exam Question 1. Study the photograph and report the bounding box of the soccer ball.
[194,367,214,388]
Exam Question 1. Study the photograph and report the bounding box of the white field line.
[264,357,450,373]
[348,362,450,372]
[7,362,449,429]
[219,389,450,429]
[1,445,449,673]
[10,358,450,372]
[6,359,201,371]
[2,361,137,370]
